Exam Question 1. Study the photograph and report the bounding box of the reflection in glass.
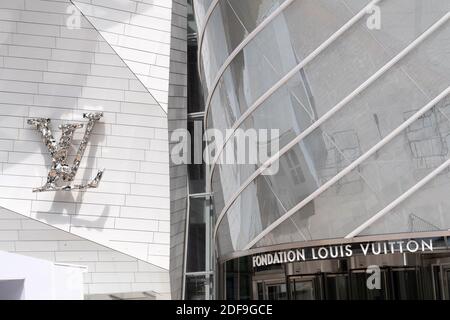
[186,197,211,273]
[188,42,205,114]
[187,120,206,194]
[195,0,450,261]
[350,270,388,300]
[266,283,288,300]
[325,274,348,300]
[290,279,315,300]
[221,26,450,255]
[185,275,212,300]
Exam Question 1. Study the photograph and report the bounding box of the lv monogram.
[28,112,105,192]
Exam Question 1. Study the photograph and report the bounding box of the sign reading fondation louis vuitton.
[28,112,104,192]
[252,239,435,268]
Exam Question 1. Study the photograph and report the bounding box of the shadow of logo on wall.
[27,112,104,192]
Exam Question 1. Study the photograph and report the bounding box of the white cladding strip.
[0,0,171,269]
[0,206,170,298]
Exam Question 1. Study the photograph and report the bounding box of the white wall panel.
[0,0,172,274]
[73,0,173,111]
[0,207,170,298]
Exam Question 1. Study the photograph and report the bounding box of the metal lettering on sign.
[28,112,104,192]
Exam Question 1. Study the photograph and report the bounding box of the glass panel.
[239,257,253,300]
[188,120,206,193]
[446,269,450,299]
[225,258,238,300]
[215,19,450,256]
[186,197,211,273]
[391,268,419,300]
[290,280,315,300]
[360,152,450,237]
[217,174,287,254]
[185,274,212,300]
[193,0,215,31]
[200,0,288,93]
[188,42,205,113]
[188,0,199,35]
[349,270,388,300]
[224,257,252,299]
[207,0,450,135]
[257,282,264,300]
[433,266,443,300]
[207,0,361,133]
[266,283,288,300]
[200,1,250,91]
[210,3,450,223]
[251,98,450,251]
[325,275,348,300]
[216,213,235,256]
[228,0,288,31]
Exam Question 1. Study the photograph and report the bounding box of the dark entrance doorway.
[223,249,450,300]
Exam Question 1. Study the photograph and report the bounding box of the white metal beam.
[208,0,383,184]
[203,0,297,127]
[345,154,450,238]
[214,11,450,247]
[244,86,450,250]
[197,0,220,81]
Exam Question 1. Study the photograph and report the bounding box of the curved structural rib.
[244,85,450,250]
[197,0,220,77]
[345,148,450,238]
[202,0,296,128]
[211,0,385,240]
[214,11,450,247]
[208,0,383,185]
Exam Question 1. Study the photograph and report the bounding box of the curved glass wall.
[361,166,450,236]
[205,0,362,131]
[208,0,375,220]
[196,0,289,96]
[218,22,450,256]
[254,97,450,249]
[194,0,215,33]
[211,0,450,223]
[194,0,450,259]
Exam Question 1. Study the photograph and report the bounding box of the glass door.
[255,280,288,300]
[290,279,315,300]
[430,263,450,300]
[288,275,323,300]
[266,283,288,300]
[324,273,349,300]
[442,264,450,300]
[390,267,421,300]
[349,269,389,300]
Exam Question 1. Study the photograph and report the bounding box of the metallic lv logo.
[28,112,105,192]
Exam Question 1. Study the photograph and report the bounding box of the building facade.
[0,0,189,299]
[2,0,450,301]
[193,0,450,300]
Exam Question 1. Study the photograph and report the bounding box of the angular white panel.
[0,0,172,271]
[73,0,172,111]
